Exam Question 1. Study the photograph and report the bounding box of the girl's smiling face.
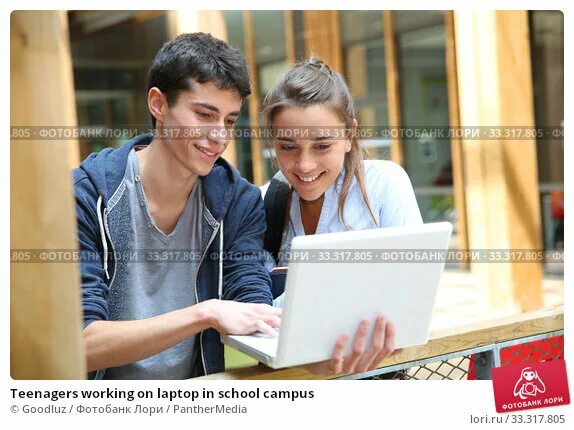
[272,105,352,202]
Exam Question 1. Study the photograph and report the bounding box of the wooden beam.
[10,11,84,379]
[166,10,238,168]
[345,44,367,99]
[444,11,469,268]
[454,11,543,312]
[199,307,563,380]
[73,11,137,33]
[302,11,342,73]
[243,11,265,185]
[167,10,227,40]
[284,11,296,65]
[383,11,404,166]
[134,10,165,23]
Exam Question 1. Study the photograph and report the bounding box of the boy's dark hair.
[147,32,251,127]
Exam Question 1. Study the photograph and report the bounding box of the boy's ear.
[148,87,167,125]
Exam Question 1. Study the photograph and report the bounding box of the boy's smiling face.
[149,81,242,177]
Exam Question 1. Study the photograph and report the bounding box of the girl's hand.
[303,315,399,376]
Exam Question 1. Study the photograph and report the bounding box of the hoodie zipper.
[195,222,221,376]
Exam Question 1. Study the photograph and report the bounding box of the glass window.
[69,12,169,158]
[340,10,383,45]
[394,11,454,227]
[339,11,390,161]
[224,11,253,182]
[225,11,245,56]
[252,11,291,182]
[531,11,564,254]
[293,11,306,61]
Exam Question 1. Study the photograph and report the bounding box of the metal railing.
[342,331,564,380]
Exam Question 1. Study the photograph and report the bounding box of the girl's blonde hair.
[262,58,377,229]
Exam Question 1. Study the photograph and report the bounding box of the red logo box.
[492,359,570,413]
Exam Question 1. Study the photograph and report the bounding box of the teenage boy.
[73,33,280,379]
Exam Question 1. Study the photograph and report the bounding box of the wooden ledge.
[198,307,564,380]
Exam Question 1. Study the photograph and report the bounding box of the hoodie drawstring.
[96,195,110,280]
[97,194,223,296]
[218,219,224,300]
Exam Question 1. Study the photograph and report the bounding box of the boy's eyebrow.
[276,136,296,143]
[191,101,240,117]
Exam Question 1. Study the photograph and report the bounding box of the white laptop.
[221,222,452,369]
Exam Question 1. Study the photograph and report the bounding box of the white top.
[261,160,423,307]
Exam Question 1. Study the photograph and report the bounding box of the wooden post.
[454,11,543,312]
[243,11,265,185]
[10,11,85,379]
[285,11,296,65]
[302,11,342,73]
[345,44,367,99]
[167,10,238,168]
[167,10,228,40]
[444,11,470,268]
[383,11,404,166]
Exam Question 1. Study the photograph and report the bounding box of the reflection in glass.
[253,11,290,182]
[293,11,306,61]
[340,11,390,161]
[69,12,168,158]
[394,11,454,228]
[224,11,253,182]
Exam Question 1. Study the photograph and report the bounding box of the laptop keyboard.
[253,327,280,338]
